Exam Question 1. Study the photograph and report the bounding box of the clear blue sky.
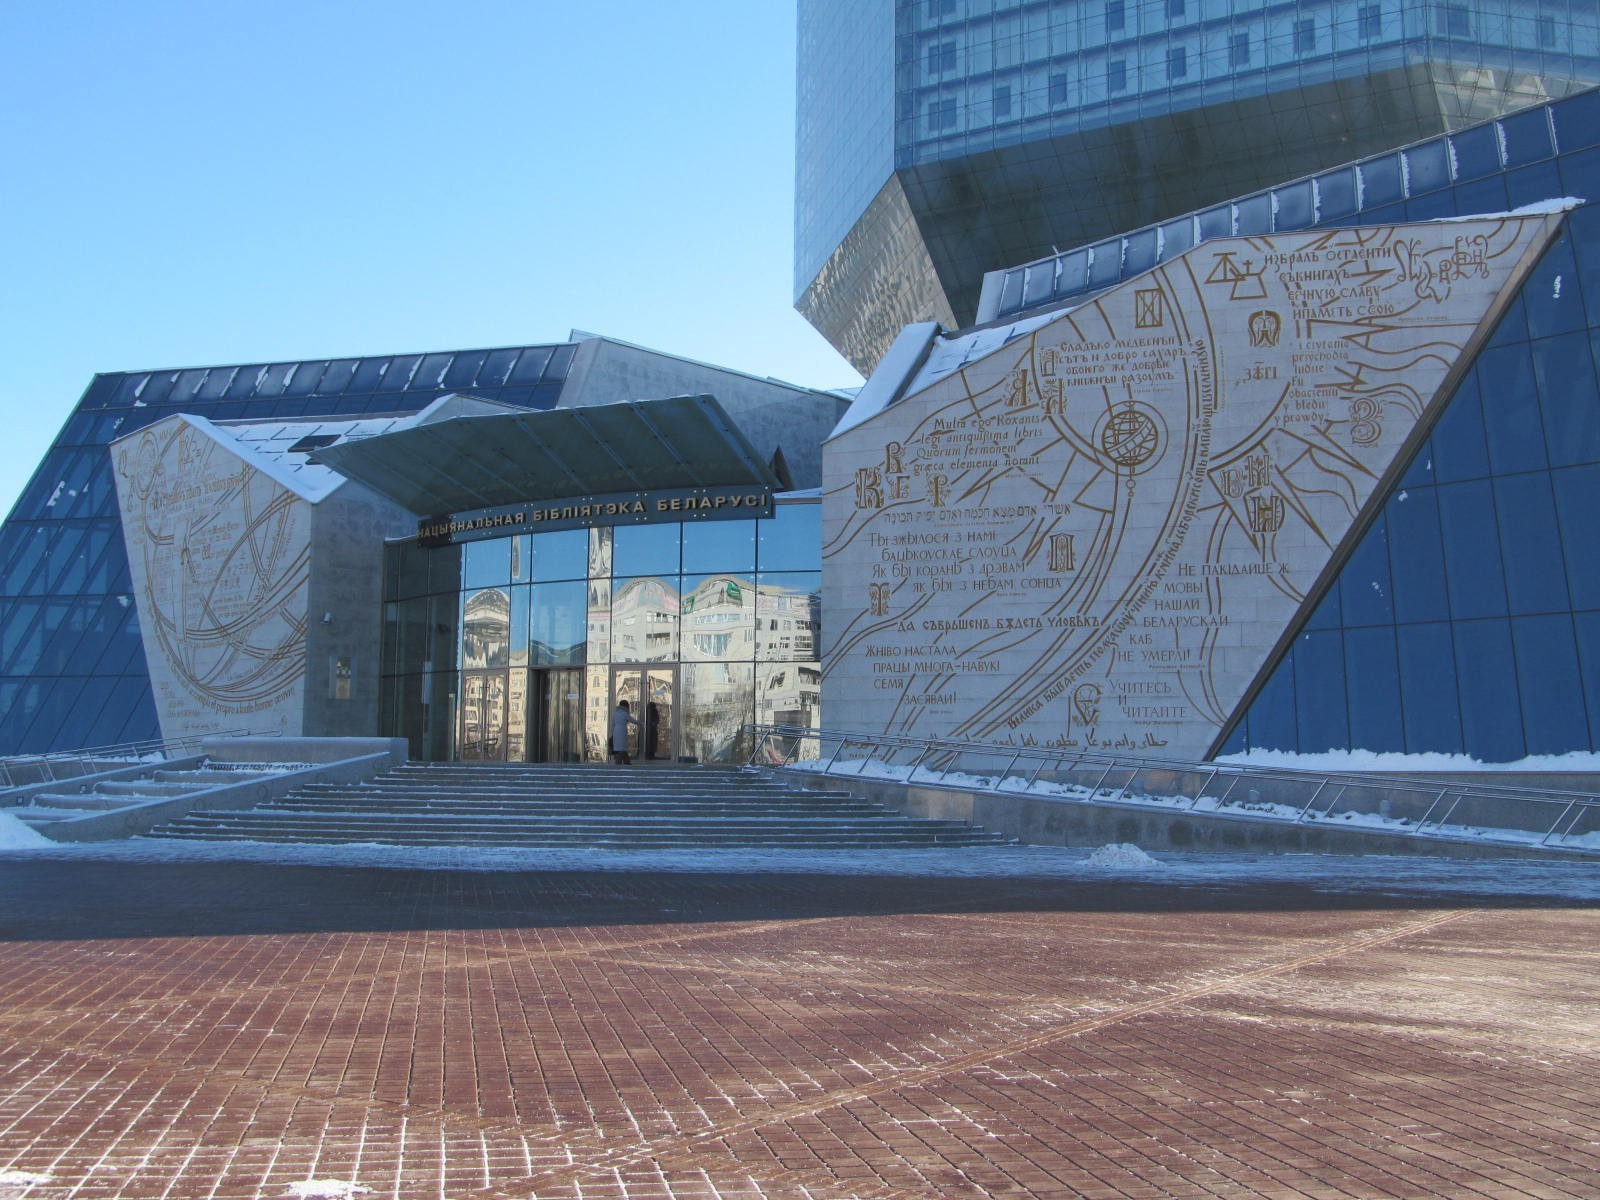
[0,0,859,518]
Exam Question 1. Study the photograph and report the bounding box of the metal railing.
[743,724,1600,854]
[0,729,258,791]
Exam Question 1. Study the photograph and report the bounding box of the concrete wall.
[563,337,850,488]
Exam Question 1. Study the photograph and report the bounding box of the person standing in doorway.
[610,699,639,765]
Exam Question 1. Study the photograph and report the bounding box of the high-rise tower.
[795,0,1600,373]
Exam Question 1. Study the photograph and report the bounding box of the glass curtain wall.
[381,501,822,764]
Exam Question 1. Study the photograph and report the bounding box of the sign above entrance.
[419,485,775,546]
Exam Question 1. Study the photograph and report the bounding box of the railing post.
[1190,767,1219,810]
[906,743,933,784]
[823,737,848,775]
[1295,779,1333,822]
[1540,799,1580,846]
[1416,786,1451,830]
[1000,749,1023,790]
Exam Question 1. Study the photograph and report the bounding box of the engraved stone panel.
[113,419,312,739]
[823,214,1563,758]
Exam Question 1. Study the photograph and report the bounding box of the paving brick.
[0,860,1595,1199]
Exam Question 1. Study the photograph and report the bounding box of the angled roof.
[312,393,783,516]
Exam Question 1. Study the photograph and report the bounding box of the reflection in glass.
[462,539,510,590]
[683,518,755,573]
[588,527,613,578]
[757,661,822,762]
[584,664,610,762]
[757,573,821,661]
[681,574,755,663]
[757,503,822,570]
[531,581,587,665]
[509,585,530,665]
[461,588,510,669]
[532,529,588,581]
[614,523,680,577]
[506,668,528,760]
[610,576,680,662]
[682,662,754,764]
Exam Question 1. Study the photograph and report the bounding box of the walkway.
[0,855,1595,1198]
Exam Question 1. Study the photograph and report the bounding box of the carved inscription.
[824,216,1561,756]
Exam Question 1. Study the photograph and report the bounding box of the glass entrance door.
[611,665,676,761]
[459,670,507,761]
[532,668,583,762]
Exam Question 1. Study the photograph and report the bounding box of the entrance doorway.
[611,665,676,762]
[459,670,507,761]
[531,668,583,762]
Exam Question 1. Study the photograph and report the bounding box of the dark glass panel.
[1123,228,1157,274]
[1512,615,1588,754]
[1403,192,1456,221]
[1501,106,1554,166]
[1052,248,1090,295]
[1552,89,1600,151]
[531,529,588,582]
[1022,263,1054,307]
[1451,618,1525,761]
[1568,206,1600,324]
[1196,204,1231,239]
[1301,580,1341,630]
[1533,331,1600,468]
[443,350,488,390]
[613,523,680,578]
[413,353,453,390]
[77,375,120,409]
[280,361,329,398]
[1449,123,1501,180]
[196,368,235,400]
[170,369,208,402]
[1386,487,1448,623]
[318,359,359,394]
[496,386,534,409]
[222,366,265,400]
[544,343,577,379]
[1314,166,1357,220]
[1088,240,1121,287]
[111,374,150,406]
[1437,480,1507,619]
[530,383,564,410]
[1156,220,1192,261]
[1495,473,1570,616]
[1,526,50,592]
[348,358,389,393]
[1291,630,1347,751]
[479,349,520,388]
[1403,139,1449,195]
[136,372,177,406]
[1242,650,1296,750]
[507,347,553,385]
[1475,342,1547,475]
[1398,434,1435,488]
[1337,513,1393,627]
[1272,180,1313,230]
[1343,626,1404,751]
[428,543,462,595]
[1573,612,1600,749]
[98,679,158,746]
[1395,622,1462,753]
[1521,235,1587,341]
[1504,160,1563,208]
[1233,194,1270,235]
[1358,153,1403,205]
[1551,465,1600,610]
[376,354,422,392]
[1450,177,1507,215]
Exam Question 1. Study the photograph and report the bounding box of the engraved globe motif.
[1099,406,1162,469]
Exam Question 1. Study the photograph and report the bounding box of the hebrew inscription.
[823,215,1561,757]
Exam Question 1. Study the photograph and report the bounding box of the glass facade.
[380,501,823,764]
[0,343,575,756]
[797,0,1600,372]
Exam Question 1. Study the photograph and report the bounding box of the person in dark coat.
[609,700,639,765]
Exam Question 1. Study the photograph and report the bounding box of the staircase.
[12,763,290,832]
[142,763,1012,849]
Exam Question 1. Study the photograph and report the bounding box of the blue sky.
[0,0,859,518]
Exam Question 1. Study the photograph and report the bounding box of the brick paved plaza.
[0,856,1596,1199]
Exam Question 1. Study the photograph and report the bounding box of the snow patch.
[1087,843,1162,869]
[0,812,52,848]
[1218,748,1600,773]
[286,1182,370,1199]
[0,1171,52,1186]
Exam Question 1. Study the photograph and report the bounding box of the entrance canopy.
[314,393,782,517]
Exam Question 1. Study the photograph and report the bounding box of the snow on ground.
[0,811,53,848]
[1,835,1595,901]
[1218,748,1600,773]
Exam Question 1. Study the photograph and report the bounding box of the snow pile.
[285,1182,371,1199]
[0,1171,53,1186]
[0,812,52,849]
[1087,843,1162,869]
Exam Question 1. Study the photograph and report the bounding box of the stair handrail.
[0,728,261,791]
[742,723,1600,852]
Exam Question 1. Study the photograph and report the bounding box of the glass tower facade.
[987,86,1600,761]
[0,344,576,756]
[381,502,822,765]
[796,0,1600,374]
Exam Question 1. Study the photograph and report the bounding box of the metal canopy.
[312,394,782,517]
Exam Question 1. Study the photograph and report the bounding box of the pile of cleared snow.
[285,1182,371,1199]
[1218,748,1600,773]
[1086,843,1162,869]
[0,811,52,848]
